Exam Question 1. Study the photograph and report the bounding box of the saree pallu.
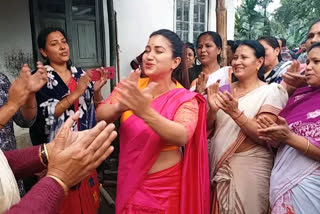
[209,83,288,214]
[123,162,182,213]
[116,82,210,214]
[270,86,320,214]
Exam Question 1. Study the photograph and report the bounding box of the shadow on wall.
[3,50,34,77]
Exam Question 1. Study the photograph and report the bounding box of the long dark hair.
[37,27,72,68]
[235,40,265,82]
[196,31,222,62]
[258,36,282,62]
[149,29,189,88]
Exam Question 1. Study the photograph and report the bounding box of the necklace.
[233,81,262,98]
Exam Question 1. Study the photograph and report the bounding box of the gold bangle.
[65,96,72,106]
[44,143,49,161]
[47,175,68,196]
[237,116,248,127]
[304,139,310,155]
[40,144,49,167]
[234,111,244,120]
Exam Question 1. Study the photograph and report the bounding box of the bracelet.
[47,175,68,196]
[65,96,72,106]
[237,116,249,127]
[304,139,310,155]
[44,143,49,161]
[40,144,49,167]
[233,111,244,120]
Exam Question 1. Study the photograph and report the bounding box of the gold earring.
[256,67,259,71]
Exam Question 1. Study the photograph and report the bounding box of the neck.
[236,75,261,90]
[50,62,68,74]
[149,76,176,97]
[201,61,220,75]
[265,59,279,73]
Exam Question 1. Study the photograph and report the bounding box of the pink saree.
[115,88,210,214]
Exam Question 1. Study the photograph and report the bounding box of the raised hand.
[207,82,220,112]
[92,67,108,93]
[29,61,48,93]
[216,91,239,118]
[75,73,91,95]
[195,72,208,94]
[46,111,116,188]
[282,60,307,88]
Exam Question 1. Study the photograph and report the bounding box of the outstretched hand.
[46,111,116,188]
[207,82,220,112]
[195,72,208,94]
[215,91,239,118]
[282,60,307,88]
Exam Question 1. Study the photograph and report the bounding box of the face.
[186,47,195,69]
[227,45,234,66]
[231,45,264,81]
[196,34,221,65]
[40,31,69,65]
[305,47,320,87]
[142,35,181,79]
[306,22,320,49]
[259,40,280,71]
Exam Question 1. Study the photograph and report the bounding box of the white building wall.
[0,0,33,80]
[114,0,175,79]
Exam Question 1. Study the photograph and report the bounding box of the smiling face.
[196,34,221,65]
[305,47,320,87]
[258,40,280,71]
[40,31,70,65]
[142,35,181,79]
[231,45,264,81]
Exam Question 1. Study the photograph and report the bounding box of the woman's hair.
[196,31,222,62]
[227,40,238,53]
[236,40,265,82]
[307,41,320,53]
[185,42,196,57]
[308,19,320,33]
[37,27,72,68]
[258,36,282,62]
[149,29,189,88]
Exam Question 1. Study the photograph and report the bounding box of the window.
[30,0,104,68]
[175,0,208,44]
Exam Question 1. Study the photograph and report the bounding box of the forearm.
[5,177,65,214]
[0,102,19,130]
[206,108,217,133]
[20,94,37,120]
[93,91,103,108]
[286,133,320,161]
[4,145,46,180]
[141,108,189,146]
[54,90,81,118]
[96,103,123,123]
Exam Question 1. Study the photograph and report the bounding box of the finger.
[92,130,117,162]
[224,91,235,101]
[217,92,229,104]
[277,116,287,125]
[94,145,115,168]
[80,120,108,149]
[213,83,219,93]
[88,123,116,151]
[257,118,268,129]
[215,99,224,110]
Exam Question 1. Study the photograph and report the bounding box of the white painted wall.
[114,0,175,79]
[0,0,33,80]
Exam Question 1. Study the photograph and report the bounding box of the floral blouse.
[29,65,96,145]
[0,72,35,151]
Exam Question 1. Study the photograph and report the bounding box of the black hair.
[185,42,196,57]
[149,29,189,88]
[308,19,320,33]
[196,31,222,62]
[227,40,238,53]
[235,40,265,82]
[279,38,287,47]
[307,41,320,53]
[258,36,282,62]
[37,27,72,68]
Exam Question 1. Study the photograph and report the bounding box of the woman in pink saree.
[96,29,210,214]
[258,42,320,213]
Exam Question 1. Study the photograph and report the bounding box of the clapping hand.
[46,111,116,188]
[207,82,220,112]
[195,72,208,94]
[257,116,292,144]
[282,60,307,88]
[215,91,239,118]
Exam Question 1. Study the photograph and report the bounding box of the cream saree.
[209,83,288,214]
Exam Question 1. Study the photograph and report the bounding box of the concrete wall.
[0,0,33,80]
[114,0,175,79]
